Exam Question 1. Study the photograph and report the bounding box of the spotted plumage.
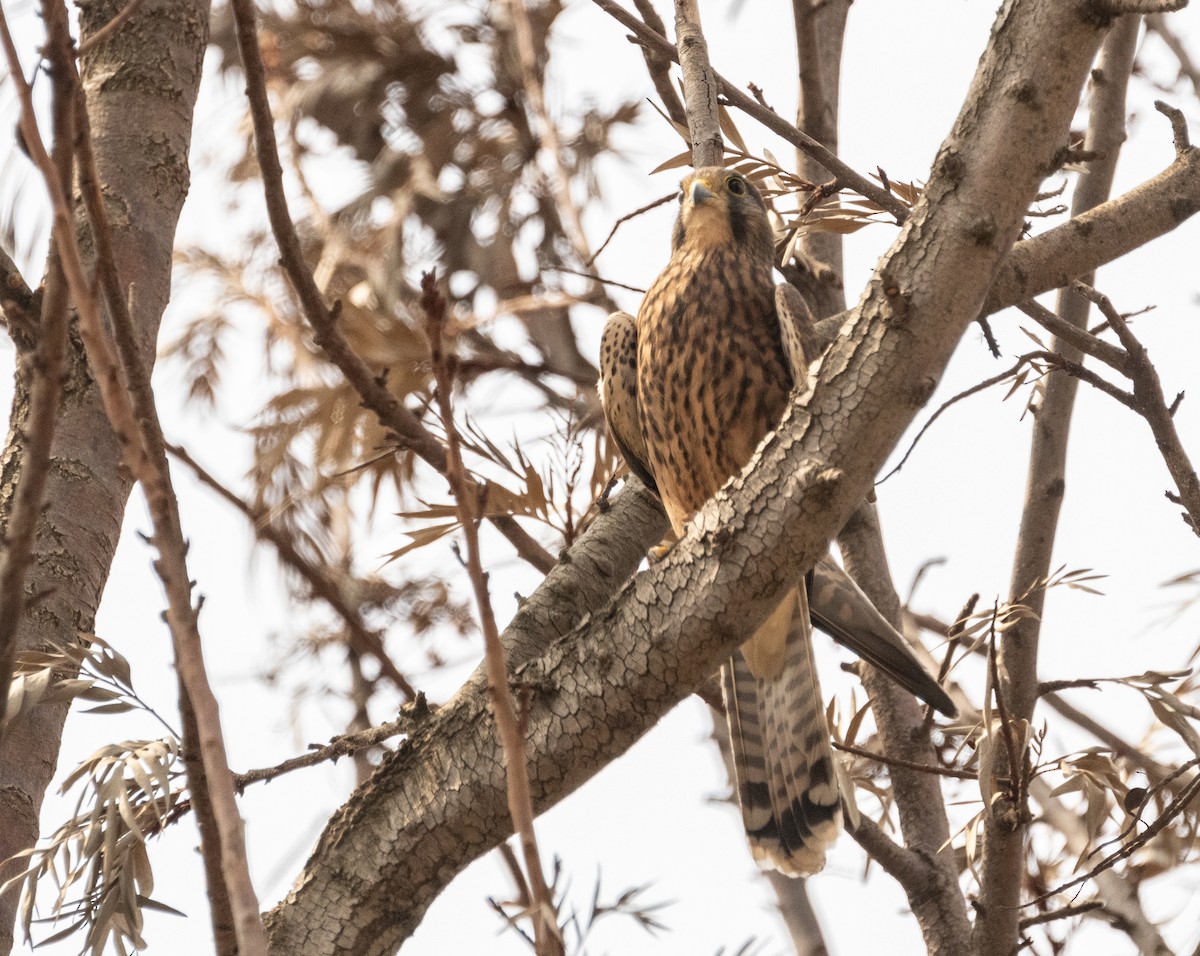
[599,166,955,876]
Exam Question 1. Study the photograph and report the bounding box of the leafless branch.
[0,1,70,725]
[1016,297,1130,374]
[879,355,1037,483]
[976,20,1142,955]
[1018,900,1103,929]
[1072,281,1200,533]
[833,740,977,781]
[422,274,561,956]
[587,191,676,266]
[0,247,38,352]
[630,0,687,127]
[76,0,144,55]
[233,702,425,790]
[167,444,418,700]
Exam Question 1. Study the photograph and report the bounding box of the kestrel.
[599,166,955,876]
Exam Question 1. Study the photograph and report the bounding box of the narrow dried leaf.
[650,149,693,175]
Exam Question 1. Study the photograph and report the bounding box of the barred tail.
[722,588,841,876]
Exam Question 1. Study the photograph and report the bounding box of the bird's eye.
[727,177,746,195]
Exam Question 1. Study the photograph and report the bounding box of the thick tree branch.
[264,3,1109,952]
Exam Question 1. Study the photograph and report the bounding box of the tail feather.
[722,587,841,876]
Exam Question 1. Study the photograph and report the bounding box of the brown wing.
[599,311,657,492]
[809,555,957,716]
[775,282,821,390]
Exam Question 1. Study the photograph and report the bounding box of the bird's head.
[671,166,774,263]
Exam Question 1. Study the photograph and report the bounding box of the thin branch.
[845,814,932,891]
[586,190,675,265]
[167,443,418,700]
[832,740,977,781]
[629,0,687,128]
[1024,772,1200,908]
[0,1,70,726]
[1018,900,1103,929]
[0,246,39,352]
[1016,297,1131,375]
[590,0,908,220]
[76,0,144,56]
[422,273,562,956]
[879,356,1035,483]
[26,2,270,949]
[228,0,556,576]
[233,701,424,790]
[1073,280,1200,534]
[543,266,646,294]
[1147,16,1200,101]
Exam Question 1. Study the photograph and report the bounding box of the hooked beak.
[688,179,716,206]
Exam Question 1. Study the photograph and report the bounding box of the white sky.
[6,1,1200,954]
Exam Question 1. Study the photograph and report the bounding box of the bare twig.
[590,0,908,220]
[879,356,1037,483]
[228,0,556,576]
[833,740,977,781]
[76,0,145,55]
[1073,281,1200,534]
[422,273,561,956]
[586,190,676,265]
[1018,900,1103,929]
[1016,298,1130,374]
[167,444,418,700]
[1025,772,1200,908]
[543,266,646,294]
[233,702,424,790]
